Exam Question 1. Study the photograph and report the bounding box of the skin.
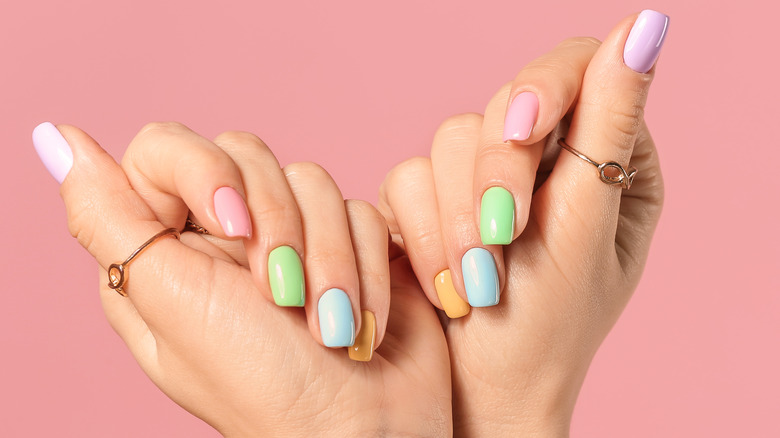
[379,14,663,436]
[49,11,663,438]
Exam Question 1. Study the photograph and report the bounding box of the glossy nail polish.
[434,269,470,318]
[213,187,252,238]
[267,246,305,307]
[623,10,670,74]
[503,92,539,142]
[461,248,499,307]
[318,288,356,347]
[349,310,376,361]
[480,187,515,245]
[32,122,73,183]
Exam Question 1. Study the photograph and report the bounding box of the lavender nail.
[623,10,670,74]
[33,122,73,184]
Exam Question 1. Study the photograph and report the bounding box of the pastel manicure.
[268,246,305,307]
[435,269,470,318]
[348,310,376,362]
[213,186,252,238]
[32,122,73,184]
[461,248,500,307]
[503,92,539,142]
[318,288,356,348]
[623,9,670,74]
[480,186,515,245]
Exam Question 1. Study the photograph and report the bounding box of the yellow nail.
[348,310,376,362]
[435,269,470,318]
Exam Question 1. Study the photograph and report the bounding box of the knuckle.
[436,113,484,137]
[345,199,387,232]
[214,130,267,149]
[382,156,432,199]
[284,161,330,180]
[605,100,645,147]
[558,36,602,50]
[136,121,188,139]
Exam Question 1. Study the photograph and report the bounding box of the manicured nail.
[435,269,470,318]
[213,186,252,238]
[623,10,670,74]
[32,122,73,184]
[267,246,305,307]
[349,310,376,361]
[318,288,356,347]
[461,248,499,307]
[503,92,539,142]
[480,187,515,245]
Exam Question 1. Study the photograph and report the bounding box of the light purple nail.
[623,10,669,74]
[33,122,73,184]
[503,92,539,142]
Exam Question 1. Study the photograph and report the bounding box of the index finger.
[475,38,600,245]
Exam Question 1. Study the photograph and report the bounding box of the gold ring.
[107,228,180,297]
[558,138,637,190]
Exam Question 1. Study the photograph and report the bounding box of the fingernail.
[349,310,376,361]
[318,288,356,347]
[32,122,73,184]
[480,187,515,245]
[213,186,252,238]
[461,248,499,307]
[623,10,670,74]
[435,269,470,318]
[503,92,539,142]
[267,246,305,307]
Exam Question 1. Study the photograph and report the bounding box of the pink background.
[2,0,777,436]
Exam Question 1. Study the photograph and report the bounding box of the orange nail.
[348,311,376,362]
[435,269,470,318]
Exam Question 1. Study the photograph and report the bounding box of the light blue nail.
[318,288,356,347]
[461,248,500,307]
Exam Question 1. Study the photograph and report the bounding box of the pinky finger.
[344,199,390,362]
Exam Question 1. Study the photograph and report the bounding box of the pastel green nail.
[480,186,515,245]
[267,246,305,307]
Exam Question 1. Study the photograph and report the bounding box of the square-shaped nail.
[623,10,670,74]
[461,248,499,307]
[435,269,470,318]
[503,92,539,142]
[214,186,252,238]
[318,288,356,347]
[480,186,515,245]
[32,122,73,184]
[267,245,305,307]
[348,310,376,361]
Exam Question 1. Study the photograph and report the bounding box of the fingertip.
[33,121,74,184]
[623,10,670,74]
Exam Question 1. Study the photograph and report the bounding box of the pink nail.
[213,187,252,238]
[33,122,73,184]
[503,92,539,142]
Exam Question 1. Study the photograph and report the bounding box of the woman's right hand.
[378,10,667,436]
[34,122,452,436]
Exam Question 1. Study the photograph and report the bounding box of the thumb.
[33,122,203,328]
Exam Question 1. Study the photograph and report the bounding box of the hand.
[378,11,667,436]
[33,122,452,436]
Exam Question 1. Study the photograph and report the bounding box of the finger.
[343,199,391,361]
[283,162,361,348]
[431,114,505,308]
[122,122,252,240]
[378,157,470,319]
[212,132,306,307]
[98,266,159,378]
[545,10,669,237]
[476,38,600,244]
[614,120,664,271]
[33,122,207,333]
